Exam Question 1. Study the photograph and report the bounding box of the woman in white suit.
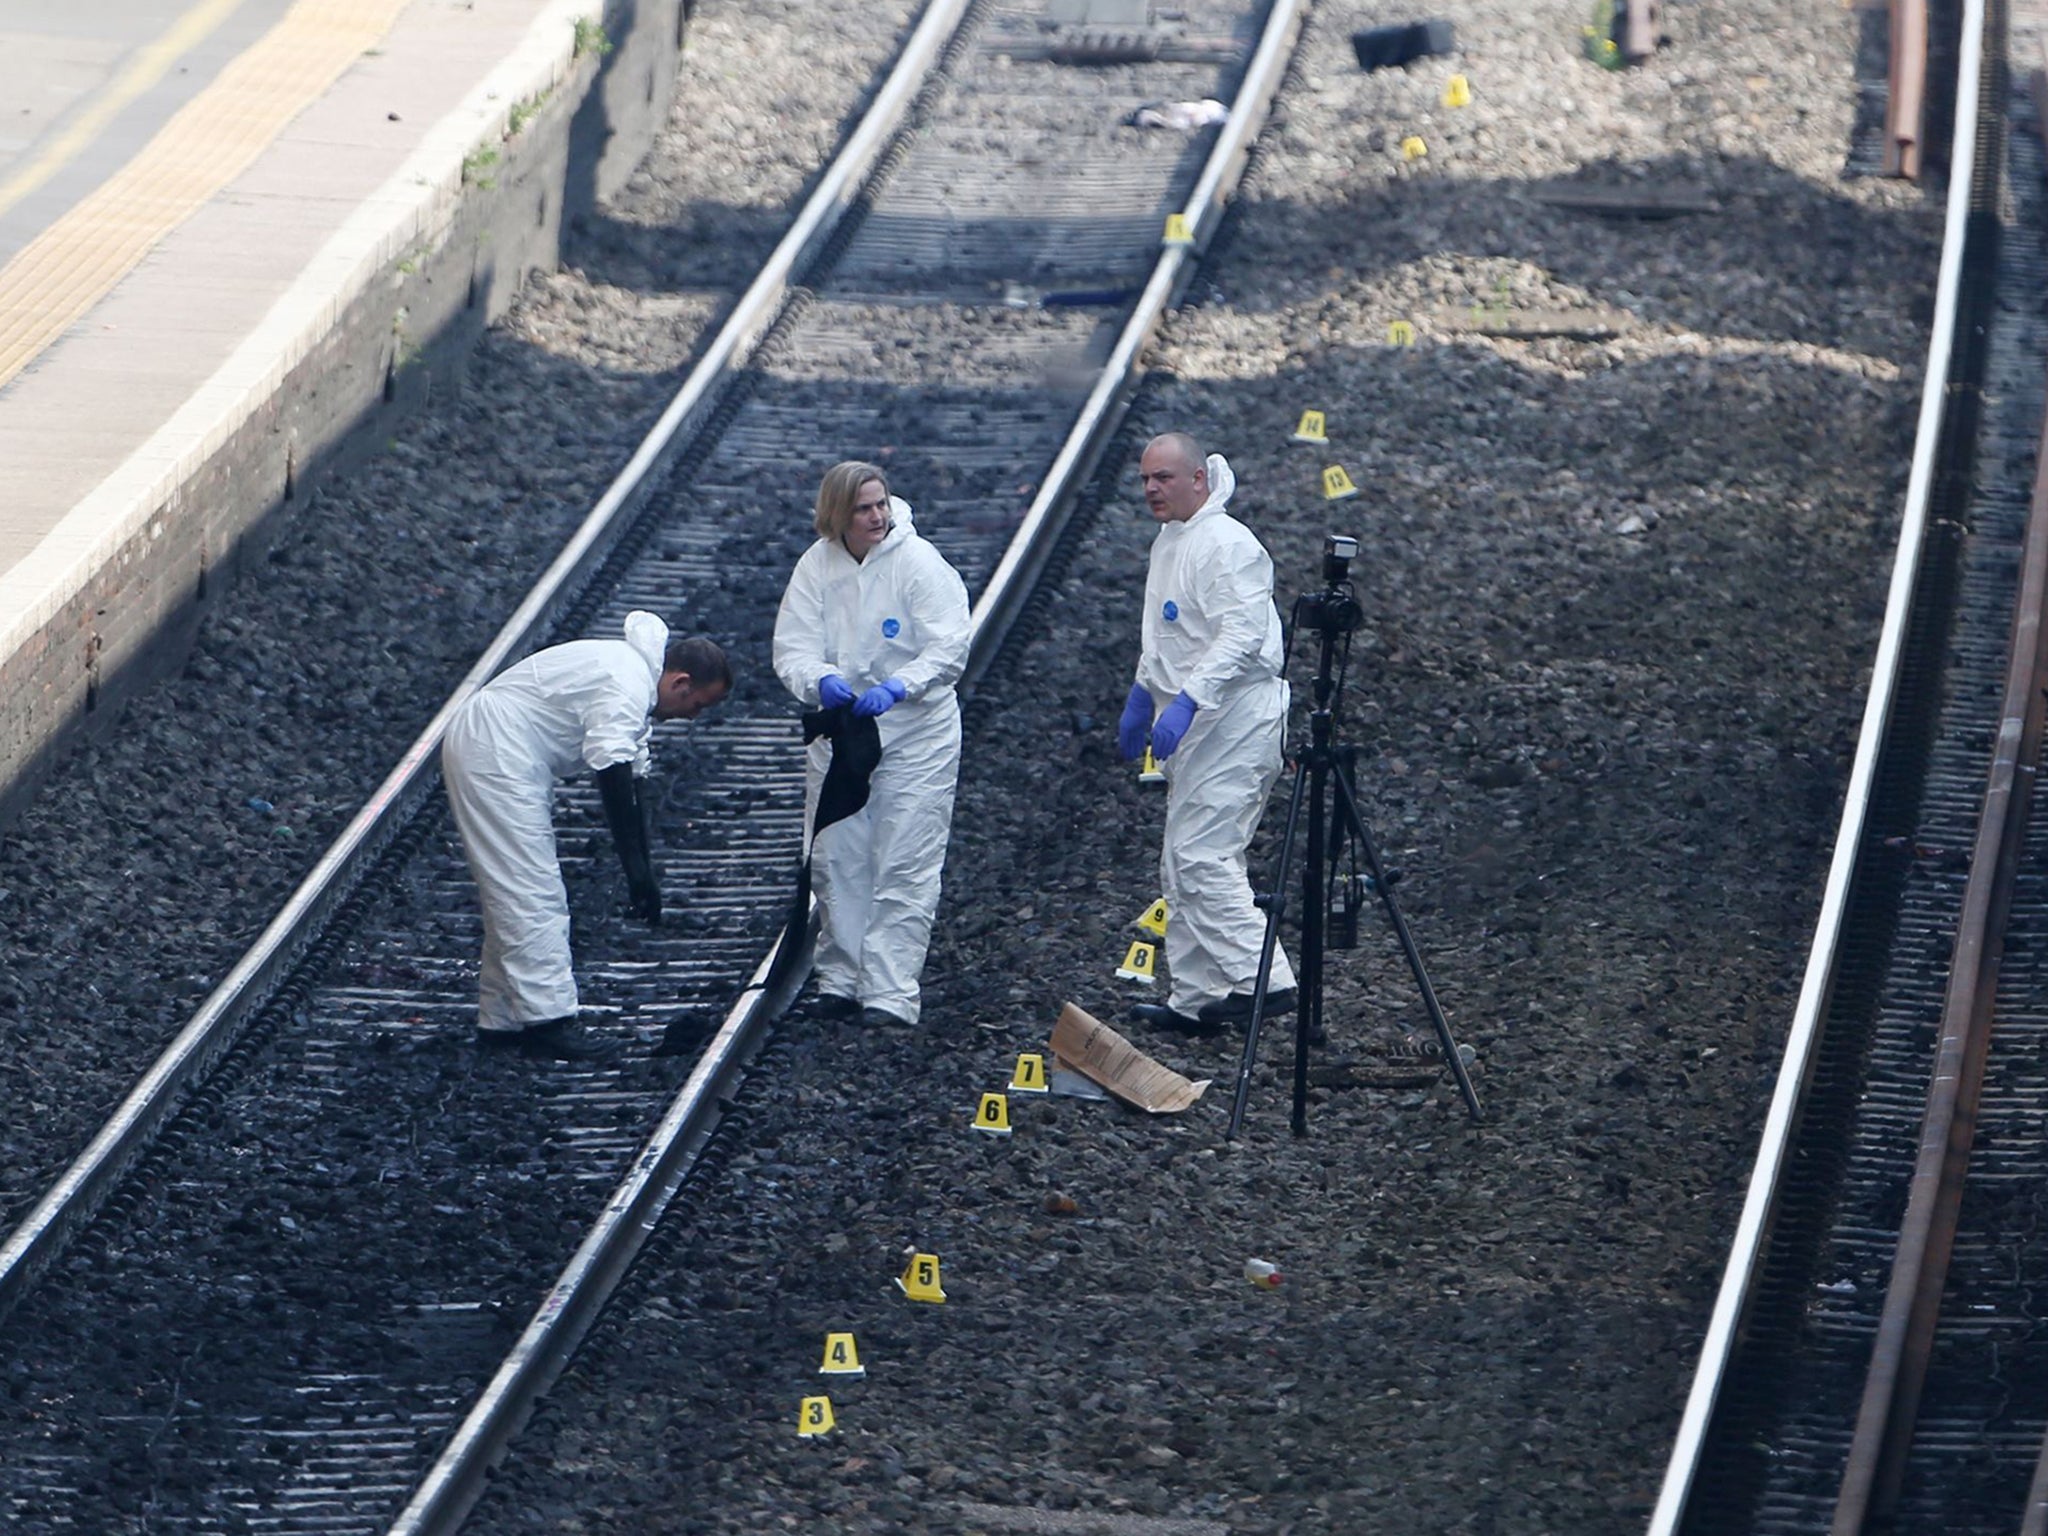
[773,461,971,1027]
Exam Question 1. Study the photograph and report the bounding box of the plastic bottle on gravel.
[1243,1259,1283,1289]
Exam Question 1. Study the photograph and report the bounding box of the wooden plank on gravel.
[1435,303,1635,339]
[1531,183,1720,217]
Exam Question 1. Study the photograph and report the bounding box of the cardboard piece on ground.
[1049,1002,1210,1114]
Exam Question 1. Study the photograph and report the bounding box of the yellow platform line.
[0,0,250,224]
[0,0,409,392]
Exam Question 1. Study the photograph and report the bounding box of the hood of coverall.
[857,496,917,562]
[1179,454,1236,526]
[621,610,669,684]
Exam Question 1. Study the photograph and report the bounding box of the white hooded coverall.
[442,611,670,1033]
[773,499,971,1024]
[1136,455,1297,1014]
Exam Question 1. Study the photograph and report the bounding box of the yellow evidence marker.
[1443,74,1471,107]
[973,1092,1013,1137]
[1291,409,1327,445]
[1138,746,1167,784]
[1010,1052,1049,1094]
[798,1396,836,1436]
[1387,320,1416,347]
[1402,135,1428,160]
[1134,897,1168,937]
[1162,212,1194,247]
[819,1332,864,1377]
[1322,466,1361,502]
[1117,940,1159,984]
[897,1251,947,1303]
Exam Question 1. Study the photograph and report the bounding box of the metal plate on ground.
[1049,1063,1112,1100]
[1531,182,1720,217]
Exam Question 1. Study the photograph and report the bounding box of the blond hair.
[814,461,890,541]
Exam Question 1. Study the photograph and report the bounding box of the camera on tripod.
[1229,531,1483,1137]
[1295,533,1363,636]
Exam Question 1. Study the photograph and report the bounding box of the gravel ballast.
[462,4,1937,1535]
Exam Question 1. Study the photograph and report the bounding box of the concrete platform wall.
[0,0,691,830]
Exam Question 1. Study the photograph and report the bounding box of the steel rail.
[1645,0,1988,1529]
[1831,360,2048,1536]
[1889,0,1931,179]
[0,0,977,1328]
[385,2,1309,1532]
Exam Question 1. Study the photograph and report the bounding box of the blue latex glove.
[854,677,908,718]
[1150,692,1199,760]
[1117,683,1154,761]
[818,673,856,709]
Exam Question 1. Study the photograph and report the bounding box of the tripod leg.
[1330,759,1484,1123]
[1292,741,1326,1138]
[1226,754,1310,1140]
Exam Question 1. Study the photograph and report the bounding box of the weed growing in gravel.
[506,89,552,138]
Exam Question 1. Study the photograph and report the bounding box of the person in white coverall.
[442,613,731,1059]
[773,460,971,1028]
[1118,432,1298,1032]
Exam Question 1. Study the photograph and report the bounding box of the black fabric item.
[801,703,883,838]
[654,1009,717,1057]
[1351,19,1455,71]
[765,705,887,1000]
[595,762,661,924]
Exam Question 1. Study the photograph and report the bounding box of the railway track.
[1650,1,2048,1531]
[0,1,1307,1531]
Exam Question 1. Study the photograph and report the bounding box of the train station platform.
[0,0,688,819]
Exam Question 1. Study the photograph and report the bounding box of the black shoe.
[812,991,862,1021]
[860,1006,913,1029]
[1130,1001,1220,1036]
[488,1015,622,1062]
[1196,988,1297,1026]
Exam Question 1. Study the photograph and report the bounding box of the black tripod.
[1226,536,1483,1137]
